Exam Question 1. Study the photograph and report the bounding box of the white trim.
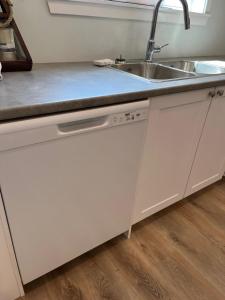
[47,0,210,26]
[205,0,212,13]
[0,192,24,297]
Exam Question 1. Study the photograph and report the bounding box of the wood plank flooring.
[20,179,225,300]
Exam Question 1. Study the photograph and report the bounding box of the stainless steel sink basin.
[111,62,196,82]
[159,60,225,75]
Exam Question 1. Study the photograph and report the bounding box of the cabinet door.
[133,90,211,224]
[0,193,22,300]
[185,87,225,196]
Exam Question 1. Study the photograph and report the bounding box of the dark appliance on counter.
[0,0,32,72]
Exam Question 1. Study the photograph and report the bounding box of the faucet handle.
[159,43,169,50]
[154,43,169,52]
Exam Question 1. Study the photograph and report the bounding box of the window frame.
[48,0,211,26]
[162,0,208,14]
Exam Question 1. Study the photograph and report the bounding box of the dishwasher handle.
[0,100,149,136]
[57,116,109,135]
[0,100,149,152]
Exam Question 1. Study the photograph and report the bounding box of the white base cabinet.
[1,86,225,298]
[0,193,23,300]
[185,87,225,196]
[133,89,212,224]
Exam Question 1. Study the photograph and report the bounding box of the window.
[112,0,208,13]
[48,0,210,25]
[162,0,207,14]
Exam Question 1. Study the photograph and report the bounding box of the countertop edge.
[1,62,225,122]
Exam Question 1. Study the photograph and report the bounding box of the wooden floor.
[21,180,225,300]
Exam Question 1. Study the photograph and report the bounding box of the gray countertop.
[1,61,225,122]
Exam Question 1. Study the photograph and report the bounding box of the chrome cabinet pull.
[217,90,224,97]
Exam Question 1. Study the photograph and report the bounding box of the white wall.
[14,0,225,63]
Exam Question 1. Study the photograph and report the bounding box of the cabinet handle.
[208,91,216,98]
[217,90,224,97]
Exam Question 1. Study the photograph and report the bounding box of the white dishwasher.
[0,100,149,284]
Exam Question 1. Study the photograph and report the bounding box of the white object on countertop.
[93,58,114,67]
[0,63,3,80]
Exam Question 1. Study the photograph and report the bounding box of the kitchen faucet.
[145,0,191,62]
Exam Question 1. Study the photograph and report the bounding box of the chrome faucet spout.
[146,0,190,62]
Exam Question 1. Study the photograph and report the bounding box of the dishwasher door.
[0,100,149,284]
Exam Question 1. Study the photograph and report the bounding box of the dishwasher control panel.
[109,108,148,127]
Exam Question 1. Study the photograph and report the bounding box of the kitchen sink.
[159,60,225,75]
[111,62,196,82]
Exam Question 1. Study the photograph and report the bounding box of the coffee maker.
[0,0,32,72]
[0,0,15,61]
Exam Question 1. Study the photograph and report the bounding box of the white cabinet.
[0,192,23,300]
[133,89,211,224]
[185,87,225,196]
